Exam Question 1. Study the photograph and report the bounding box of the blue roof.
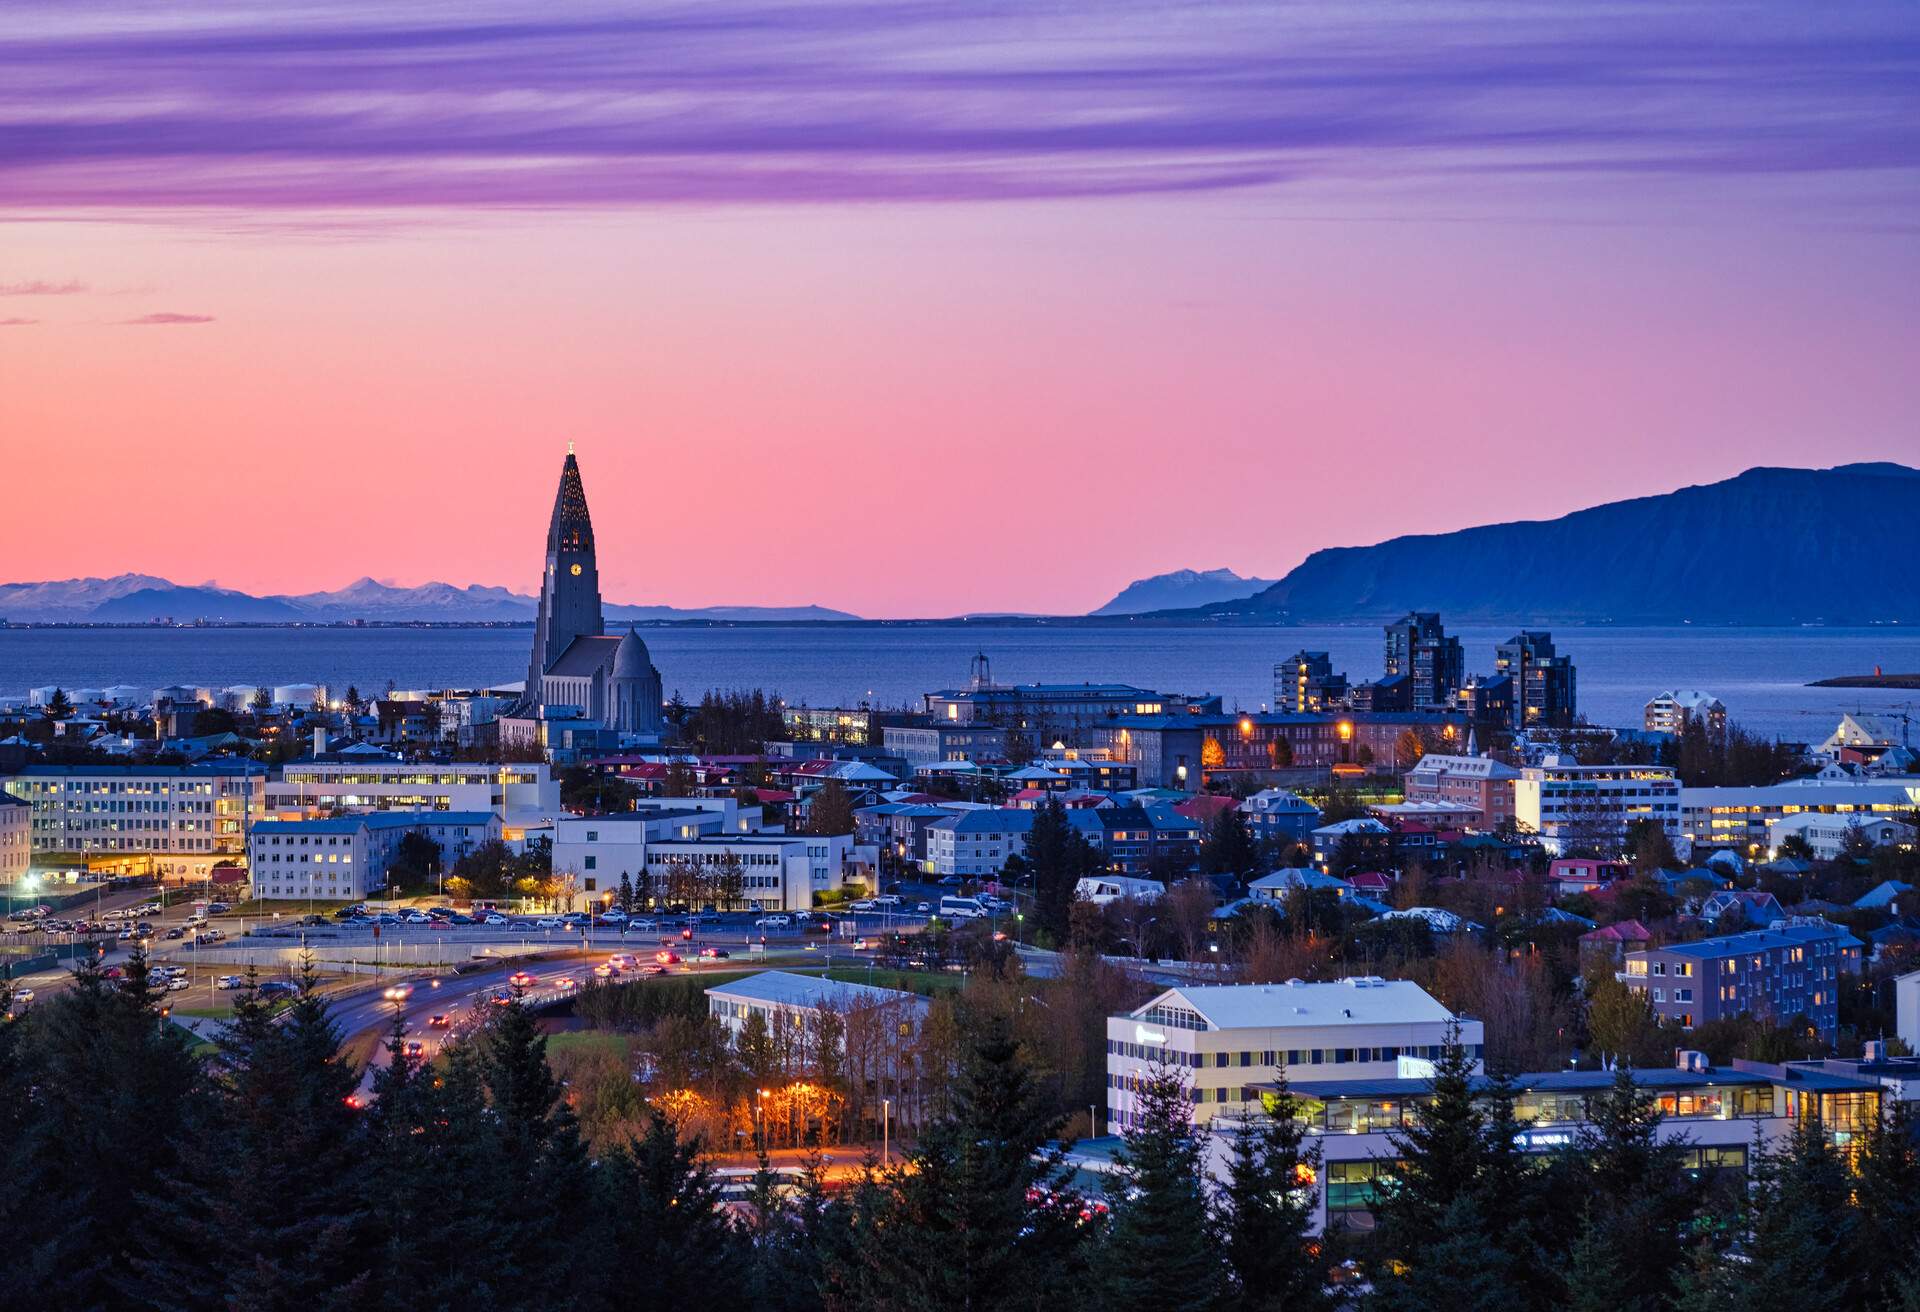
[936,808,1035,835]
[1652,922,1861,959]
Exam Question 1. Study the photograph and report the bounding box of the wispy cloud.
[0,279,86,295]
[0,316,37,325]
[120,312,214,324]
[0,2,1915,213]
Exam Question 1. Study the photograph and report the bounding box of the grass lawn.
[819,966,965,997]
[216,898,359,917]
[544,1031,636,1058]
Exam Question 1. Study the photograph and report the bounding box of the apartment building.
[1401,753,1519,829]
[247,811,500,900]
[1621,921,1863,1040]
[1680,778,1920,854]
[265,760,559,822]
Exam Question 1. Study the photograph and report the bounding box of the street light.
[882,1097,891,1165]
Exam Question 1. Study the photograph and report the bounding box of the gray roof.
[546,635,622,678]
[705,970,928,1014]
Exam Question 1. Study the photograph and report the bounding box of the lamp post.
[882,1097,891,1165]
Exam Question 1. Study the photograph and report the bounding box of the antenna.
[567,440,575,456]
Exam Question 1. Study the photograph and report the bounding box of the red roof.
[1174,794,1239,822]
[1581,919,1652,943]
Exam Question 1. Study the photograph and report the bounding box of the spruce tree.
[1027,798,1096,941]
[856,1016,1087,1312]
[4,952,201,1311]
[1852,1098,1920,1312]
[478,995,593,1306]
[1556,1066,1699,1312]
[590,1110,743,1306]
[1215,1071,1331,1312]
[1100,1068,1222,1312]
[1368,1030,1486,1263]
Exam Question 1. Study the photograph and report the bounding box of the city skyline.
[4,1,1918,615]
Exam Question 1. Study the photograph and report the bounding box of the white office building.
[1766,813,1916,861]
[247,812,499,901]
[4,762,267,881]
[0,791,29,885]
[1106,978,1482,1129]
[705,970,929,1042]
[1681,778,1920,855]
[1513,756,1680,855]
[265,761,560,824]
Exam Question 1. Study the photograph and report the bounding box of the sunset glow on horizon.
[3,1,1917,617]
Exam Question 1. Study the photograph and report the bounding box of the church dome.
[612,625,654,678]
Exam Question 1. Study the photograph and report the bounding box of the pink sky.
[2,3,1916,617]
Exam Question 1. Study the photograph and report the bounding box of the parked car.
[534,917,562,929]
[625,918,657,933]
[164,927,186,940]
[849,898,878,912]
[754,914,792,929]
[402,912,431,924]
[206,902,232,914]
[217,974,247,990]
[483,914,508,926]
[914,901,932,914]
[447,913,476,925]
[257,980,298,998]
[167,976,190,992]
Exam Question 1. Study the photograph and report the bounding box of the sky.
[2,1,1917,617]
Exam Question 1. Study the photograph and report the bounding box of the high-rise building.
[1496,630,1576,729]
[1274,650,1348,712]
[1384,612,1465,708]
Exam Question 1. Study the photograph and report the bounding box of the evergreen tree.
[1198,807,1260,884]
[4,953,201,1311]
[1101,1068,1221,1312]
[807,779,857,836]
[1853,1098,1920,1312]
[853,1016,1087,1312]
[1026,798,1097,941]
[135,964,370,1311]
[738,1148,830,1312]
[1368,1030,1486,1263]
[1679,1118,1861,1312]
[479,996,593,1307]
[1215,1071,1332,1312]
[1554,1066,1699,1312]
[590,1110,743,1306]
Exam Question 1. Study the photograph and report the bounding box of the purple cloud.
[0,2,1915,211]
[0,279,86,294]
[120,312,214,324]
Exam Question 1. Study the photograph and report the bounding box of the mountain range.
[0,575,861,624]
[1166,462,1920,625]
[1089,568,1278,616]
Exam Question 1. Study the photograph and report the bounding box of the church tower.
[524,447,606,701]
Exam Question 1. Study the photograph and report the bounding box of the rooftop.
[1128,978,1459,1030]
[705,969,928,1013]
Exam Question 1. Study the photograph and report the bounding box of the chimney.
[1674,1049,1708,1074]
[1863,1040,1885,1064]
[313,726,328,756]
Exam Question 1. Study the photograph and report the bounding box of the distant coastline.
[1808,672,1920,689]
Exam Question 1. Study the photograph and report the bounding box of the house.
[1076,875,1166,905]
[1347,871,1396,897]
[1854,880,1914,911]
[1238,789,1323,846]
[1248,868,1354,901]
[1579,919,1653,961]
[1549,858,1629,895]
[1376,906,1466,934]
[1699,888,1784,929]
[1309,818,1391,872]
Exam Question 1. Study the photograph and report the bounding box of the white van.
[938,896,988,920]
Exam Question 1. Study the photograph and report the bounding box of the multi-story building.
[265,760,559,822]
[1273,651,1348,714]
[1088,710,1469,791]
[1401,753,1519,829]
[5,762,268,881]
[1211,1053,1882,1234]
[1622,921,1863,1039]
[1106,978,1482,1129]
[1384,612,1465,709]
[1310,817,1393,872]
[1678,778,1920,855]
[0,790,28,885]
[1496,631,1576,729]
[925,808,1035,878]
[882,723,1008,769]
[1513,756,1679,855]
[1069,804,1202,875]
[644,833,870,910]
[923,679,1220,744]
[1645,690,1727,738]
[248,811,500,901]
[1766,813,1916,861]
[784,705,926,748]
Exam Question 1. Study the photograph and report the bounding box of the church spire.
[525,448,606,701]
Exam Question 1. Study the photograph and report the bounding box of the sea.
[1,623,1916,743]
